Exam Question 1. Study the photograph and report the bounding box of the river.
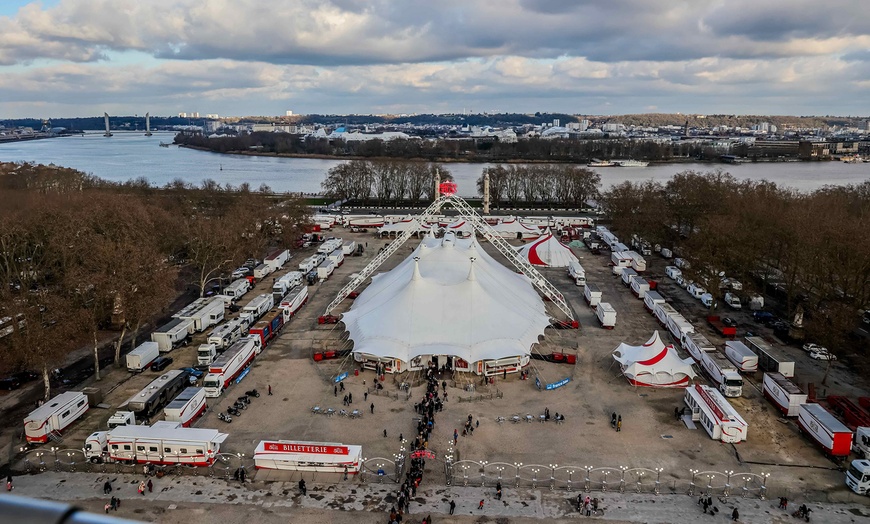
[1,131,867,196]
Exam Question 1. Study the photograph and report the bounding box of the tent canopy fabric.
[612,332,696,388]
[491,218,541,239]
[343,232,550,365]
[378,217,430,235]
[516,233,579,267]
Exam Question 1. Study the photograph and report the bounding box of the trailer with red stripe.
[684,384,748,443]
[797,403,853,457]
[84,422,227,466]
[24,391,89,444]
[163,387,208,427]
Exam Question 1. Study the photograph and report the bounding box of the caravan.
[684,385,748,443]
[223,279,252,302]
[164,387,208,427]
[24,391,89,443]
[84,424,228,466]
[643,290,665,312]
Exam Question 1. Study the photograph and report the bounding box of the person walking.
[110,496,118,511]
[348,392,353,404]
[105,502,111,514]
[103,481,112,495]
[702,498,709,514]
[617,415,622,432]
[585,502,592,517]
[268,385,272,396]
[478,500,484,510]
[146,479,153,493]
[299,479,307,496]
[138,481,145,495]
[6,474,12,492]
[371,402,375,414]
[334,385,338,397]
[732,507,739,521]
[449,500,456,515]
[364,391,368,401]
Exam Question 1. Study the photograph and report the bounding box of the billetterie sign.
[263,442,349,455]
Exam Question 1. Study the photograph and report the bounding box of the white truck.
[855,427,870,459]
[596,302,616,329]
[84,423,228,466]
[761,372,807,417]
[846,459,870,495]
[584,284,602,308]
[264,248,290,272]
[203,336,261,398]
[654,302,679,327]
[317,259,336,281]
[172,296,225,332]
[700,351,744,397]
[197,343,218,366]
[683,332,715,363]
[724,292,742,309]
[242,293,274,321]
[643,290,665,312]
[125,341,159,372]
[666,313,695,345]
[630,277,649,299]
[164,387,208,427]
[151,317,194,352]
[567,261,586,286]
[328,248,345,267]
[724,341,758,372]
[223,278,251,302]
[106,411,135,429]
[207,317,246,350]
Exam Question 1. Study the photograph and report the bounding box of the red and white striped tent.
[516,231,579,267]
[612,331,696,388]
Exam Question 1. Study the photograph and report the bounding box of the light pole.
[514,462,522,488]
[531,468,540,489]
[636,471,644,493]
[378,463,384,484]
[689,469,698,496]
[67,452,75,473]
[495,466,504,481]
[51,447,59,471]
[619,466,627,493]
[724,470,733,497]
[480,460,488,487]
[654,467,663,495]
[462,464,469,486]
[705,474,713,496]
[602,469,609,492]
[360,457,368,483]
[36,452,45,472]
[585,466,592,491]
[20,447,31,472]
[741,476,750,498]
[567,469,575,491]
[760,472,770,500]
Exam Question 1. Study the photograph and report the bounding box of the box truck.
[253,263,273,279]
[643,290,665,313]
[24,391,89,443]
[328,248,345,267]
[151,318,194,352]
[596,303,616,329]
[342,240,358,256]
[745,336,795,378]
[700,351,743,397]
[724,341,758,372]
[126,341,160,372]
[299,256,318,274]
[683,332,715,363]
[584,284,602,308]
[264,248,290,272]
[172,296,225,332]
[567,261,586,286]
[762,372,807,417]
[164,387,208,427]
[798,403,853,457]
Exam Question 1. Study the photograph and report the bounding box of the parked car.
[802,343,826,353]
[752,311,775,324]
[12,370,39,382]
[0,377,22,390]
[231,266,252,279]
[721,317,736,327]
[809,349,836,361]
[150,356,173,372]
[180,367,204,378]
[350,227,368,233]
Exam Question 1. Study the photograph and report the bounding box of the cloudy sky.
[1,0,869,118]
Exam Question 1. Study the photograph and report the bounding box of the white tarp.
[612,332,696,388]
[343,232,550,365]
[516,232,579,267]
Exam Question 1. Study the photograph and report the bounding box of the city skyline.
[1,0,870,118]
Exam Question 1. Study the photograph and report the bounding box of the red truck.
[707,315,736,338]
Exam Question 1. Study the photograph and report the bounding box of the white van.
[567,261,586,286]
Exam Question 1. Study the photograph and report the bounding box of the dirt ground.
[4,226,870,519]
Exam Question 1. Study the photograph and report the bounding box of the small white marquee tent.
[516,232,579,267]
[612,331,696,388]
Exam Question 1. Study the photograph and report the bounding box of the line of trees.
[320,160,453,205]
[476,164,601,209]
[0,162,310,399]
[603,170,870,356]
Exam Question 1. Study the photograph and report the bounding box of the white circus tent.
[491,218,541,239]
[516,231,579,267]
[378,217,430,236]
[342,232,550,375]
[612,331,696,388]
[442,218,474,236]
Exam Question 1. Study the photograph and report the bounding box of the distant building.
[798,141,831,160]
[285,110,294,116]
[206,114,220,119]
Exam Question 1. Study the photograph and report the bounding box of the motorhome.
[700,293,714,308]
[660,248,673,259]
[24,391,89,443]
[207,318,246,350]
[223,279,251,302]
[84,423,228,466]
[567,261,586,286]
[125,341,159,372]
[630,277,650,299]
[242,294,274,321]
[687,283,707,299]
[610,251,632,270]
[674,257,690,269]
[298,256,318,274]
[280,285,309,318]
[665,266,681,280]
[150,318,194,352]
[627,251,647,272]
[620,268,638,286]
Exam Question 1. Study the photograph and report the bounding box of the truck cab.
[854,427,870,459]
[846,459,870,495]
[197,343,217,366]
[84,431,109,463]
[107,411,135,429]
